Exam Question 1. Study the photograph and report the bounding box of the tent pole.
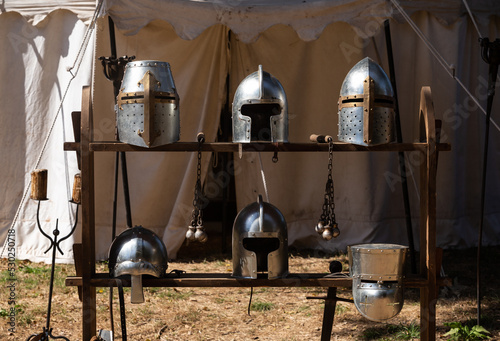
[384,20,417,274]
[477,37,500,326]
[102,16,135,233]
[221,30,236,254]
[221,71,231,254]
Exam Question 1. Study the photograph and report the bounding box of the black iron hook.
[36,201,79,255]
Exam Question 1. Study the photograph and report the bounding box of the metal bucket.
[348,243,408,322]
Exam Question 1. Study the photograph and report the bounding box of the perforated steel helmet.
[108,225,168,303]
[348,243,408,322]
[232,195,288,279]
[116,60,180,148]
[338,57,395,146]
[232,65,288,143]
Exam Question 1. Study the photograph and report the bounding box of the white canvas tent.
[1,0,500,263]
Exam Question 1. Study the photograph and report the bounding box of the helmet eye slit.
[241,103,282,142]
[342,97,363,104]
[242,237,281,273]
[374,98,394,105]
[122,94,144,100]
[241,103,281,116]
[155,94,177,101]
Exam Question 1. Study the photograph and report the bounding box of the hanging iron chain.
[191,143,203,226]
[186,133,208,243]
[326,141,336,225]
[315,140,340,240]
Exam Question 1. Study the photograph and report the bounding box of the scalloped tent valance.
[1,0,97,25]
[4,0,500,42]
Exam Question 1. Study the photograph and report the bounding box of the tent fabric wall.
[229,23,411,253]
[230,13,500,254]
[90,8,500,259]
[0,9,93,262]
[1,0,500,262]
[92,19,230,259]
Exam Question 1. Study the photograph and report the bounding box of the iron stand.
[26,200,79,341]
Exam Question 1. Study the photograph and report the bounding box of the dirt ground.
[1,245,499,341]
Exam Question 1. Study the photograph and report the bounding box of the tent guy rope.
[0,0,104,258]
[462,0,484,40]
[390,0,500,133]
[258,152,270,203]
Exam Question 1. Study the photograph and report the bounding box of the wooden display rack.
[65,85,450,341]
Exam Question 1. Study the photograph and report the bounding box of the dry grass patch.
[0,247,498,340]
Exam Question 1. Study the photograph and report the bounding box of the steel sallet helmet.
[116,60,180,148]
[348,243,408,322]
[338,57,395,146]
[232,195,288,279]
[232,65,288,143]
[108,225,168,304]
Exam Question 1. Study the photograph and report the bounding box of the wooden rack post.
[66,85,449,341]
[80,86,96,339]
[419,86,439,340]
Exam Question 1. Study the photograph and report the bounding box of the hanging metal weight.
[186,132,208,243]
[314,139,340,241]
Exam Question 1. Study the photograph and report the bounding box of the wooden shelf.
[66,273,446,288]
[64,141,451,153]
[67,273,352,288]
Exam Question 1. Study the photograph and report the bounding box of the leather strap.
[116,279,127,341]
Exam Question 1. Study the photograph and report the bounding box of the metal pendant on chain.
[315,140,340,240]
[186,132,208,243]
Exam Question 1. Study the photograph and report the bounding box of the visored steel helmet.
[108,225,168,303]
[338,57,395,146]
[348,243,408,322]
[232,195,288,279]
[232,65,288,143]
[116,60,180,148]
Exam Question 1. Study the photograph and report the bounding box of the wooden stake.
[30,169,48,200]
[72,173,82,204]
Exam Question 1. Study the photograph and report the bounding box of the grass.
[444,321,491,341]
[0,308,10,317]
[390,323,420,340]
[362,322,420,340]
[250,300,274,312]
[335,303,349,315]
[162,288,194,300]
[214,297,226,304]
[175,307,201,323]
[0,270,13,283]
[0,247,499,340]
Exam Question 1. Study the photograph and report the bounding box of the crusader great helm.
[232,65,288,143]
[348,243,408,322]
[116,60,180,148]
[232,195,288,279]
[108,225,168,304]
[338,57,395,146]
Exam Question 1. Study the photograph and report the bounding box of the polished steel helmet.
[348,243,408,322]
[338,57,395,146]
[116,60,180,148]
[232,195,288,279]
[232,65,288,143]
[108,225,168,303]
